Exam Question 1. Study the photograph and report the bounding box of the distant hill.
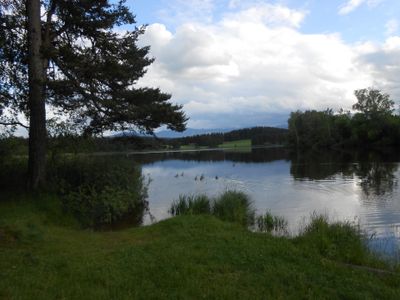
[113,126,289,143]
[169,126,288,147]
[114,128,233,138]
[154,128,233,138]
[275,123,288,129]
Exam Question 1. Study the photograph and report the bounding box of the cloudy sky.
[123,0,400,129]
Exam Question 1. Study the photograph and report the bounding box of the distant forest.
[288,89,400,149]
[167,127,288,148]
[0,126,288,157]
[3,89,398,156]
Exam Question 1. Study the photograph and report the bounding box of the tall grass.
[169,195,392,267]
[170,191,255,227]
[295,213,376,265]
[170,191,290,232]
[213,191,255,227]
[256,210,288,234]
[169,195,211,216]
[1,201,399,299]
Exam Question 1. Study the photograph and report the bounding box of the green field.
[179,144,208,150]
[178,139,252,150]
[218,139,252,148]
[1,194,399,299]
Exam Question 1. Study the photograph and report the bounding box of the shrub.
[169,195,211,216]
[297,214,368,264]
[52,156,148,229]
[169,191,255,227]
[0,157,27,192]
[213,191,255,227]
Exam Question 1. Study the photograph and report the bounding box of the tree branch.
[0,121,29,129]
[52,57,108,115]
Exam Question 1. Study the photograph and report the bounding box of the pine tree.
[0,0,187,189]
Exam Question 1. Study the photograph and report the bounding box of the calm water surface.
[132,148,400,258]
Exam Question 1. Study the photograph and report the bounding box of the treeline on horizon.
[0,135,161,157]
[168,126,288,148]
[288,88,400,149]
[0,126,289,157]
[3,88,399,156]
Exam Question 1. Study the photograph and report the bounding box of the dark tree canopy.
[287,88,400,149]
[1,0,187,189]
[352,88,395,119]
[0,0,187,135]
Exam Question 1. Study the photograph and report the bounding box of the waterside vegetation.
[170,191,256,228]
[1,193,399,299]
[288,88,400,150]
[1,149,400,298]
[0,156,149,229]
[1,0,399,297]
[170,127,287,150]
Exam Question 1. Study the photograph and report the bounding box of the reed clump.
[170,191,255,227]
[169,194,211,216]
[256,210,288,234]
[295,213,374,265]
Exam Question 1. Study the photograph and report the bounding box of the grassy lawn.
[218,139,251,148]
[1,194,399,299]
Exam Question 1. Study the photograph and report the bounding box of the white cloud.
[223,4,307,28]
[339,0,365,15]
[358,37,400,102]
[137,3,397,128]
[385,19,399,36]
[338,0,384,15]
[228,0,240,9]
[158,0,216,25]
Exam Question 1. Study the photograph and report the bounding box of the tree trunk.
[27,0,47,190]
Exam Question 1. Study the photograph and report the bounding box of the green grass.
[169,194,211,216]
[256,210,288,234]
[170,191,255,228]
[212,191,255,227]
[218,139,251,148]
[178,140,251,150]
[179,144,208,150]
[1,194,400,299]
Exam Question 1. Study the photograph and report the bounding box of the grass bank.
[178,139,252,151]
[1,194,399,299]
[179,144,208,150]
[218,139,251,149]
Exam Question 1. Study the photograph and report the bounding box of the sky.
[121,0,400,129]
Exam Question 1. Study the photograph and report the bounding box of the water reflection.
[132,147,289,164]
[133,147,400,258]
[290,150,355,181]
[290,150,399,197]
[356,162,398,197]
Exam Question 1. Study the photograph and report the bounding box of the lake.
[132,147,400,259]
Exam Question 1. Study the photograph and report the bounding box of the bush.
[0,138,28,192]
[297,214,368,264]
[0,157,27,192]
[213,191,255,227]
[169,195,211,216]
[169,191,256,227]
[51,156,148,229]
